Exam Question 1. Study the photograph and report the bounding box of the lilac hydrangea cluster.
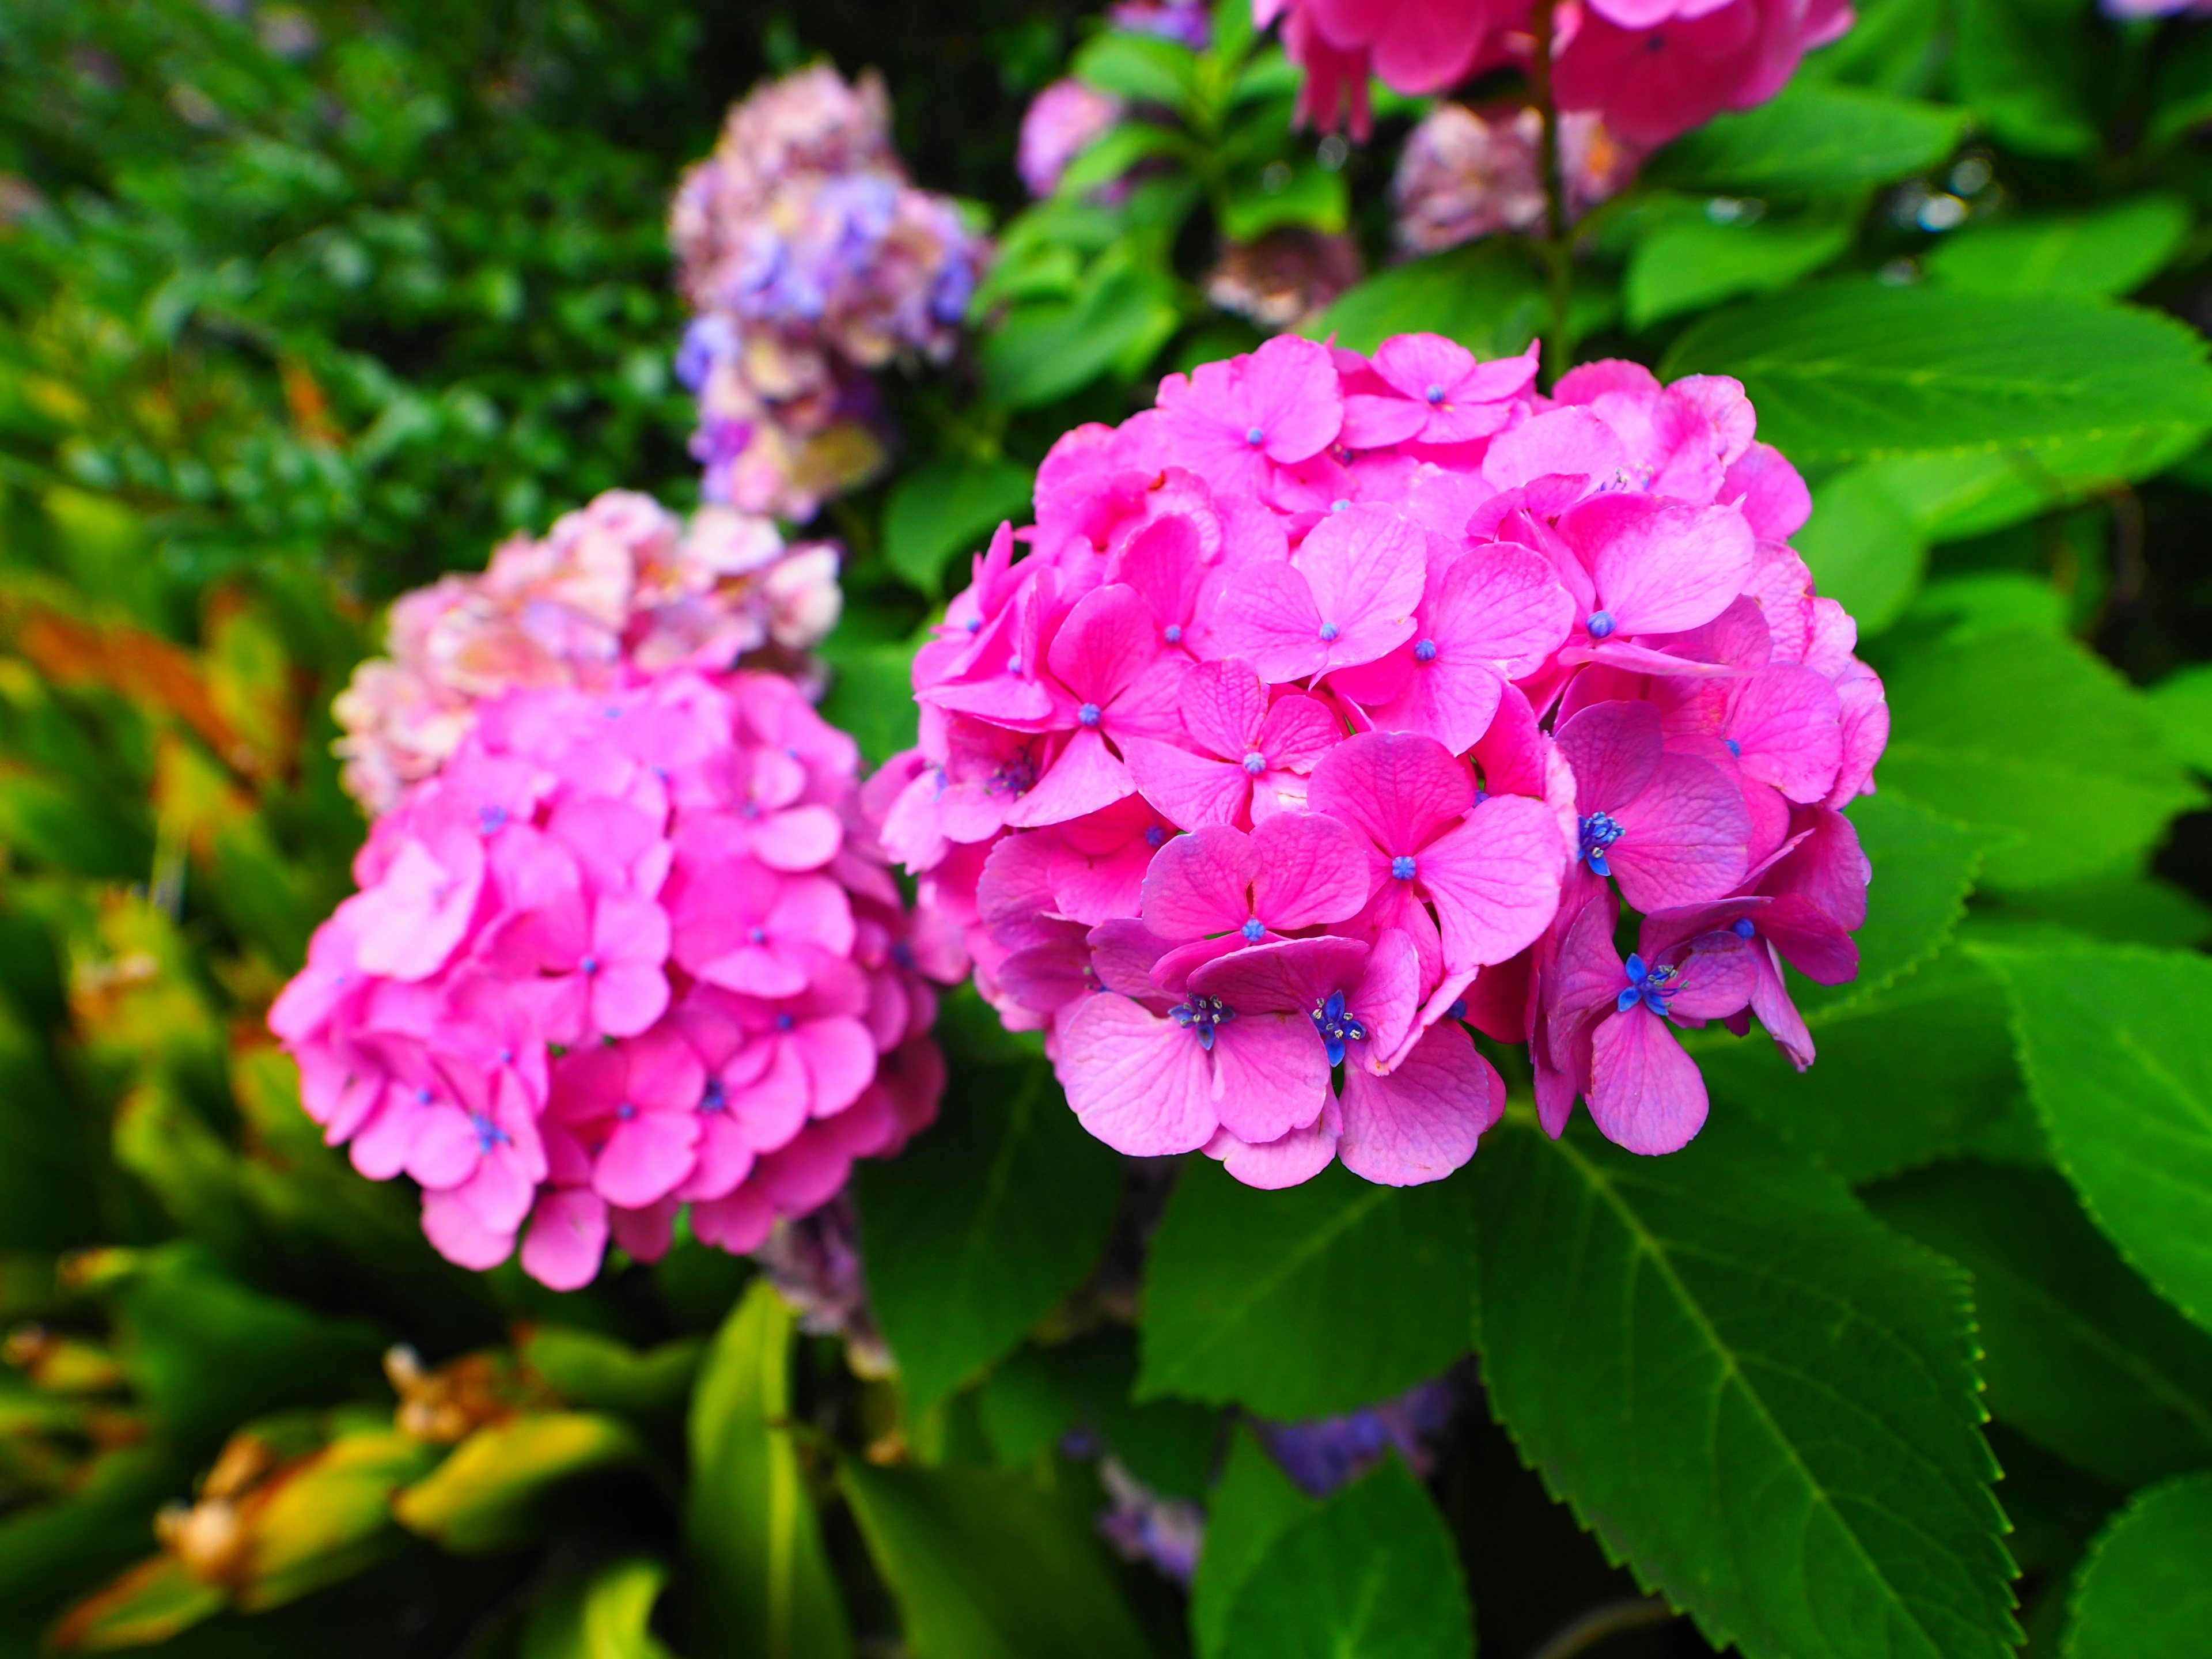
[671,66,990,521]
[1393,103,1641,253]
[880,331,1887,1187]
[333,490,841,817]
[272,666,953,1290]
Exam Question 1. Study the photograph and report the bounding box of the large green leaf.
[1190,1425,1315,1659]
[881,459,1036,596]
[1626,214,1853,330]
[2147,664,2212,774]
[1217,1457,1471,1659]
[1646,82,1970,194]
[1662,286,2212,466]
[1306,240,1546,361]
[1874,627,2202,891]
[683,1283,850,1659]
[1975,942,2212,1338]
[1472,1111,2017,1659]
[1865,1160,2212,1490]
[1925,197,2192,300]
[1138,1160,1474,1421]
[840,1461,1154,1659]
[1800,791,1983,1020]
[982,259,1181,409]
[854,1055,1123,1413]
[1793,464,1927,633]
[1951,0,2101,159]
[818,637,922,770]
[2061,1473,2212,1659]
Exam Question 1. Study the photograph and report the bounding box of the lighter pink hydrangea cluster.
[671,66,989,521]
[272,668,952,1290]
[1262,0,1854,149]
[333,490,841,816]
[1393,104,1640,253]
[878,331,1886,1187]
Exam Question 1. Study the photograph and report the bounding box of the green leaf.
[841,1460,1154,1659]
[684,1282,851,1659]
[1056,123,1191,201]
[517,1328,702,1426]
[520,1555,676,1659]
[1694,944,2040,1185]
[240,1429,441,1609]
[1662,286,2212,466]
[1646,82,1970,194]
[1793,465,1928,634]
[1138,1160,1474,1421]
[2062,1472,2212,1659]
[1926,197,2192,300]
[392,1414,646,1554]
[1190,1425,1316,1659]
[1802,791,1984,1020]
[2147,664,2212,774]
[1865,1160,2212,1490]
[1218,1457,1471,1659]
[1074,31,1199,110]
[1626,213,1853,331]
[1975,942,2212,1338]
[1307,240,1546,361]
[818,637,922,771]
[983,261,1181,409]
[1875,627,2203,891]
[1472,1111,2017,1659]
[2149,25,2212,147]
[853,1055,1123,1413]
[1951,0,2102,159]
[48,1555,227,1653]
[1220,157,1347,241]
[881,458,1035,594]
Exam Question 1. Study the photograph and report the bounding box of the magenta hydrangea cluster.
[272,666,953,1290]
[333,490,841,816]
[671,66,990,521]
[1392,103,1641,253]
[1262,0,1854,148]
[880,330,1887,1188]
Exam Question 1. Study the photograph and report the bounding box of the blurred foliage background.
[0,0,2205,1656]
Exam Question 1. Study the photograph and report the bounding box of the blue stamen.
[1617,953,1684,1018]
[1307,989,1370,1067]
[471,1111,510,1154]
[476,804,509,836]
[700,1078,728,1113]
[1319,622,1340,642]
[1169,994,1236,1052]
[1242,751,1267,777]
[1424,383,1445,404]
[1077,702,1103,727]
[748,925,767,944]
[1577,812,1625,877]
[616,1102,638,1121]
[1391,854,1418,881]
[414,1087,434,1105]
[1245,426,1266,447]
[1413,638,1438,663]
[774,1013,796,1032]
[1164,624,1183,644]
[1732,917,1757,940]
[579,954,600,976]
[1587,610,1617,639]
[1241,918,1266,943]
[1330,499,1350,512]
[1007,653,1023,674]
[1144,824,1168,849]
[964,615,982,632]
[1448,997,1468,1021]
[1725,737,1743,757]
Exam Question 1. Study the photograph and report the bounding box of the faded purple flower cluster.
[880,331,1886,1184]
[671,66,990,521]
[1393,104,1641,253]
[334,490,841,817]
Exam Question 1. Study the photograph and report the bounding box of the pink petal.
[1004,728,1135,828]
[1440,543,1575,675]
[1339,392,1430,449]
[1751,948,1816,1070]
[1250,811,1373,930]
[691,1184,779,1253]
[1555,699,1663,813]
[1482,408,1628,492]
[1206,1119,1338,1188]
[1419,794,1567,970]
[1612,753,1752,911]
[755,1126,855,1212]
[1188,935,1370,1016]
[1728,665,1843,804]
[609,1198,679,1263]
[1059,994,1219,1155]
[796,1015,878,1117]
[406,1108,482,1191]
[1244,334,1344,463]
[1297,505,1426,672]
[1588,1009,1709,1156]
[1667,935,1760,1021]
[729,1039,812,1153]
[1308,730,1474,857]
[1339,1020,1501,1185]
[1047,583,1161,707]
[1207,562,1327,683]
[1373,332,1477,403]
[1722,442,1812,541]
[1570,496,1755,637]
[1049,821,1161,924]
[1181,658,1267,758]
[1209,1012,1334,1145]
[1351,927,1424,1071]
[592,964,672,1039]
[1140,824,1259,940]
[1256,693,1343,772]
[521,1188,609,1290]
[675,1115,757,1202]
[753,804,844,872]
[421,1192,515,1271]
[1124,738,1250,830]
[593,1111,703,1209]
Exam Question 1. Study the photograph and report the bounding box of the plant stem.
[1528,0,1573,387]
[1525,1596,1677,1659]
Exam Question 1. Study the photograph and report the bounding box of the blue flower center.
[700,1078,728,1113]
[471,1111,510,1153]
[1616,952,1683,1017]
[1391,854,1418,881]
[1170,994,1236,1052]
[1725,737,1743,757]
[748,925,768,944]
[1412,638,1438,663]
[616,1101,638,1121]
[1245,426,1266,447]
[964,615,982,632]
[579,956,600,976]
[1424,383,1445,404]
[1242,750,1267,777]
[1164,624,1183,643]
[989,753,1037,797]
[1144,824,1168,849]
[1240,918,1266,944]
[1587,609,1618,639]
[1319,622,1340,642]
[1007,653,1023,673]
[1308,990,1370,1067]
[476,804,509,836]
[1577,812,1625,877]
[1732,917,1757,940]
[773,1012,796,1032]
[414,1086,435,1105]
[1077,702,1103,727]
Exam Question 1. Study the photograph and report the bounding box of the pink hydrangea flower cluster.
[878,330,1886,1187]
[1393,103,1641,253]
[671,66,990,521]
[272,668,952,1290]
[332,491,841,817]
[1260,0,1854,149]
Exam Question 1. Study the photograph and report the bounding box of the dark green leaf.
[841,1460,1154,1659]
[1801,791,1983,1020]
[1793,465,1927,633]
[2149,26,2212,146]
[1662,286,2212,466]
[1951,0,2102,159]
[1925,197,2192,300]
[1190,1425,1315,1659]
[1876,627,2202,891]
[1473,1111,2017,1659]
[1218,1457,1471,1659]
[519,1555,675,1659]
[818,638,922,770]
[881,458,1035,594]
[1975,942,2212,1337]
[518,1328,702,1426]
[1056,123,1191,200]
[983,262,1181,409]
[1647,82,1969,194]
[853,1056,1123,1413]
[2062,1473,2212,1659]
[1220,157,1347,241]
[1626,214,1853,330]
[1865,1160,2212,1489]
[1852,421,2211,546]
[684,1283,851,1659]
[1139,1160,1474,1421]
[1307,241,1546,361]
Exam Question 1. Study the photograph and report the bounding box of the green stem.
[1528,0,1573,388]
